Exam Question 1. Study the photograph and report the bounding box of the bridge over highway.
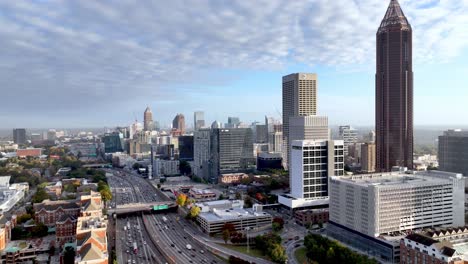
[108,202,177,215]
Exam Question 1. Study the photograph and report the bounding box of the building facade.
[339,125,358,156]
[194,111,205,130]
[376,0,414,172]
[282,73,317,170]
[361,143,376,173]
[193,129,211,179]
[143,107,153,131]
[172,114,185,134]
[178,136,194,161]
[438,129,468,176]
[12,129,26,145]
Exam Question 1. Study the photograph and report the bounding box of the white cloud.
[0,0,466,126]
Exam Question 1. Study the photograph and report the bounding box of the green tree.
[31,223,48,237]
[32,188,49,203]
[189,206,201,218]
[272,222,282,232]
[222,229,230,244]
[243,196,253,208]
[270,243,287,263]
[63,246,76,264]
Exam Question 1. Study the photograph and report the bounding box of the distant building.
[328,170,465,263]
[219,173,249,184]
[34,200,81,227]
[172,114,186,134]
[143,106,154,131]
[257,152,282,170]
[338,125,358,156]
[254,124,268,143]
[279,139,344,210]
[294,208,329,226]
[439,129,468,176]
[153,159,179,177]
[56,215,77,245]
[226,117,240,128]
[189,188,216,201]
[16,148,42,158]
[47,129,57,141]
[178,136,194,161]
[268,131,283,154]
[282,73,318,170]
[12,129,26,145]
[361,143,376,173]
[102,132,124,153]
[209,128,255,183]
[193,129,211,178]
[194,111,205,130]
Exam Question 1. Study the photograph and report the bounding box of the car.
[294,244,300,248]
[192,254,196,257]
[178,250,182,254]
[200,250,204,254]
[171,244,175,247]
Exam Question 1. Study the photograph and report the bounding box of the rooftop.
[199,208,271,222]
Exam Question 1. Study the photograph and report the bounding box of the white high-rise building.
[282,73,317,170]
[338,125,358,156]
[194,111,205,131]
[279,139,344,209]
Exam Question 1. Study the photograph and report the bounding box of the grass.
[18,242,28,249]
[295,247,309,264]
[217,243,268,260]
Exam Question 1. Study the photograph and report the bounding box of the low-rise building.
[34,200,80,227]
[56,215,77,246]
[188,188,216,200]
[257,152,282,170]
[0,177,28,213]
[294,208,329,226]
[195,200,272,234]
[153,159,180,177]
[219,173,249,184]
[16,148,42,158]
[401,227,468,264]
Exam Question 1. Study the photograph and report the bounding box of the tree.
[222,229,230,244]
[272,222,282,232]
[157,184,161,189]
[176,193,188,206]
[17,213,32,224]
[31,223,49,237]
[179,160,192,175]
[272,217,284,229]
[221,223,237,233]
[243,196,253,208]
[63,246,76,264]
[270,243,287,263]
[32,188,49,203]
[218,194,225,200]
[189,206,201,218]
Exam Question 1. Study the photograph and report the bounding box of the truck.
[133,242,138,254]
[186,244,192,250]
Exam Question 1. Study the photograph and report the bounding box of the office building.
[282,73,317,170]
[438,129,468,176]
[254,124,268,143]
[153,159,180,177]
[143,106,153,131]
[339,125,358,156]
[12,129,26,145]
[268,131,283,153]
[47,129,57,141]
[102,132,124,153]
[178,135,194,161]
[194,129,211,179]
[401,227,468,264]
[278,139,344,210]
[328,170,465,262]
[361,143,376,173]
[226,117,240,128]
[209,128,254,183]
[194,111,205,130]
[376,0,414,172]
[172,113,185,134]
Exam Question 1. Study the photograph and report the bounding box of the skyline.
[1,0,467,128]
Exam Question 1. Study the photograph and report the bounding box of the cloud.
[0,0,466,127]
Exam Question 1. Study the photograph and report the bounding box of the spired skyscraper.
[376,0,413,172]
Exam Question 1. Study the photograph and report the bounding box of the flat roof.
[199,208,271,222]
[331,170,462,188]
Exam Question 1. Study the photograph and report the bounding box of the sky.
[0,0,467,129]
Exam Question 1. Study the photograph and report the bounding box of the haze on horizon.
[0,0,467,129]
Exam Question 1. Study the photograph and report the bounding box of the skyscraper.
[226,117,240,128]
[438,129,468,176]
[282,73,317,169]
[13,128,26,145]
[143,106,153,131]
[172,114,185,134]
[194,111,205,130]
[376,0,413,172]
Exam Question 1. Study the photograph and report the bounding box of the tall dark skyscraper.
[143,106,153,131]
[13,128,27,145]
[376,0,413,172]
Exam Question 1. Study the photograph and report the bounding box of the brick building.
[34,200,80,227]
[56,215,77,246]
[294,208,329,226]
